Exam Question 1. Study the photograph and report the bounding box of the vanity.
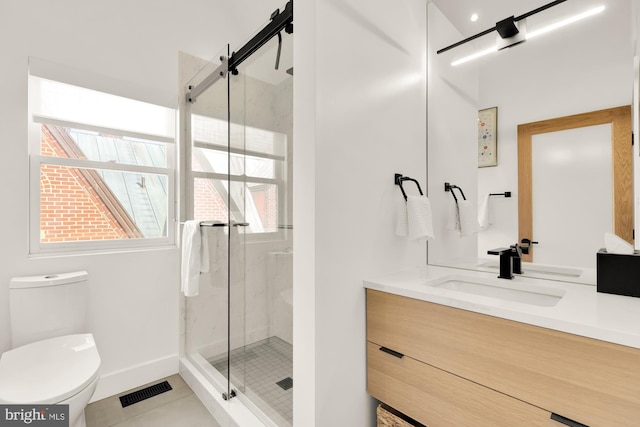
[364,266,640,427]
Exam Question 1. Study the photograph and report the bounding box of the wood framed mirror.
[518,106,633,263]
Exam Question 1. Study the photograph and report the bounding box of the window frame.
[189,125,288,242]
[28,80,177,255]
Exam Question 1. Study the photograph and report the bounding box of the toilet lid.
[0,334,101,404]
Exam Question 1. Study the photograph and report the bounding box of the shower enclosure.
[181,3,293,425]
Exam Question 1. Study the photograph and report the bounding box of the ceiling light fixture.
[449,4,605,67]
[470,13,479,22]
[527,4,605,39]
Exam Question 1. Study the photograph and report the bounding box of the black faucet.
[488,244,523,279]
[520,238,539,255]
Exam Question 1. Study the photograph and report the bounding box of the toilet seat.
[0,333,101,404]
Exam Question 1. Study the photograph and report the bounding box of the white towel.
[447,198,479,237]
[181,220,205,297]
[458,199,479,236]
[200,226,210,273]
[405,195,435,241]
[396,201,409,237]
[447,198,461,232]
[478,194,491,230]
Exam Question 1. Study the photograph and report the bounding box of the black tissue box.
[597,249,640,298]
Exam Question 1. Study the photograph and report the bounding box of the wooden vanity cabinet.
[366,289,640,427]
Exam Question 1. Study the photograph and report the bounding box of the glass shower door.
[183,46,235,400]
[183,7,293,424]
[227,27,294,426]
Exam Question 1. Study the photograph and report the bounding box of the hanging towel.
[404,195,435,241]
[181,220,204,297]
[458,199,479,236]
[478,194,491,230]
[200,226,210,273]
[396,201,409,237]
[447,198,479,237]
[447,197,461,232]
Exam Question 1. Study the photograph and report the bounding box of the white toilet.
[0,271,101,427]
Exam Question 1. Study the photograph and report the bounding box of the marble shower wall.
[268,251,293,345]
[185,230,293,358]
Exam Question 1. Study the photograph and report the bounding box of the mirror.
[427,0,636,284]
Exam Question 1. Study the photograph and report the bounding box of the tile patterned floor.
[209,337,293,426]
[86,374,220,427]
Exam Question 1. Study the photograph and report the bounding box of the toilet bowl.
[0,334,101,427]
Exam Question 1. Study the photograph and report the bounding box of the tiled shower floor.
[208,336,293,426]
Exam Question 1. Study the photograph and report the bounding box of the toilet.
[0,271,101,427]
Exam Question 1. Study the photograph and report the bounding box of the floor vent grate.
[276,377,293,391]
[119,380,173,408]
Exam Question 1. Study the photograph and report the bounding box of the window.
[190,114,287,237]
[29,76,176,253]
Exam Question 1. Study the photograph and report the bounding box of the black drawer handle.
[379,346,404,359]
[551,413,588,427]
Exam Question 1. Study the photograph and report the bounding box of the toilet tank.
[9,271,89,348]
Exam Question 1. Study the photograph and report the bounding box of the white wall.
[0,0,282,401]
[294,0,427,425]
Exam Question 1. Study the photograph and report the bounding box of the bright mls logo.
[0,405,68,426]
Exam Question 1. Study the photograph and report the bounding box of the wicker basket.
[377,404,421,427]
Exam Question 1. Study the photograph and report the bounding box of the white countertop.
[364,265,640,349]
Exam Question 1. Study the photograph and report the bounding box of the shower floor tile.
[208,336,292,426]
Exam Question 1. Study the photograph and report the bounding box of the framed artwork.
[478,107,498,167]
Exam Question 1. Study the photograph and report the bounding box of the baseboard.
[90,354,179,402]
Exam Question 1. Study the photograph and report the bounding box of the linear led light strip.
[451,5,606,67]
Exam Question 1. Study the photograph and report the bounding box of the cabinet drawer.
[367,289,640,427]
[367,341,555,427]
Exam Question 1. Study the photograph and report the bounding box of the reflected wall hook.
[490,191,512,198]
[395,173,423,201]
[444,182,466,204]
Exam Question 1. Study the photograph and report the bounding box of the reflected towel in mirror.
[448,198,479,237]
[478,194,491,230]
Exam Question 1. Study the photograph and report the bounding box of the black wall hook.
[395,173,423,201]
[490,191,512,198]
[444,182,467,204]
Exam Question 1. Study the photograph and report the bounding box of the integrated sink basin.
[426,275,565,307]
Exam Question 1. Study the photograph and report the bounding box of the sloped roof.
[47,125,168,238]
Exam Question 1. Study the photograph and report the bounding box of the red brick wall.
[40,126,129,242]
[250,185,278,232]
[193,177,228,223]
[193,178,279,233]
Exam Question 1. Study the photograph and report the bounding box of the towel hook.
[444,182,466,204]
[489,191,512,198]
[395,173,424,201]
